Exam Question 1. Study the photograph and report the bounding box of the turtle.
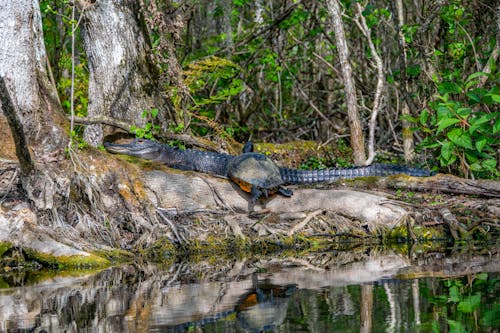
[227,142,293,212]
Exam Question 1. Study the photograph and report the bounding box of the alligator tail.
[279,163,433,185]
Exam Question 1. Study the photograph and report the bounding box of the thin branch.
[232,1,303,50]
[282,62,344,132]
[69,3,87,151]
[354,3,385,165]
[394,0,415,162]
[288,209,323,236]
[71,115,227,152]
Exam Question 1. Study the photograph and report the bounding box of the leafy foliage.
[180,56,244,138]
[39,0,498,179]
[410,73,499,179]
[41,0,89,117]
[131,109,161,140]
[422,273,500,332]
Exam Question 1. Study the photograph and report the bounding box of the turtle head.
[104,138,164,160]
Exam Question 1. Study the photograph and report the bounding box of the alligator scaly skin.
[105,139,432,183]
[279,164,433,184]
[157,147,233,177]
[104,139,233,177]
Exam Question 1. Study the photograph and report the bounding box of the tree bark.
[379,173,500,197]
[79,0,168,146]
[0,0,69,209]
[395,0,415,162]
[354,3,385,165]
[325,0,366,165]
[0,1,68,155]
[0,76,34,177]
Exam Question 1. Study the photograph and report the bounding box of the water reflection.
[0,246,498,332]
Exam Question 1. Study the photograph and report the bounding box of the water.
[0,246,498,332]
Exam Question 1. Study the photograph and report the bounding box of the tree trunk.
[78,0,168,146]
[325,0,366,165]
[0,1,68,155]
[395,0,415,162]
[0,1,69,209]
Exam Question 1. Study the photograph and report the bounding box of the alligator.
[104,139,433,210]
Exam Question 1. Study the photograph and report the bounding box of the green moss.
[93,248,134,263]
[388,224,447,242]
[0,277,10,289]
[342,176,384,185]
[0,242,12,257]
[141,238,178,263]
[23,249,110,269]
[144,231,368,263]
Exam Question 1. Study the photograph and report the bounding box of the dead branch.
[380,174,500,198]
[354,3,385,165]
[71,115,227,152]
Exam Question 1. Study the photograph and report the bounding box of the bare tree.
[395,0,415,162]
[325,0,366,165]
[354,2,385,165]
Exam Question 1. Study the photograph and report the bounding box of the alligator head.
[104,139,164,160]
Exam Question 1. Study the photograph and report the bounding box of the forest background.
[41,0,499,179]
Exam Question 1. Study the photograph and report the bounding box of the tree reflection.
[0,247,497,332]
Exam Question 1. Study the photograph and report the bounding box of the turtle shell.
[227,153,284,194]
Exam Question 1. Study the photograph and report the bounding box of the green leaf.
[475,272,488,282]
[437,117,461,133]
[483,159,497,171]
[406,64,421,77]
[431,320,441,333]
[475,138,487,152]
[470,162,483,171]
[457,293,481,313]
[466,88,485,103]
[465,150,482,164]
[420,109,429,125]
[482,91,500,105]
[481,304,500,327]
[469,113,498,134]
[447,128,473,149]
[441,141,454,162]
[436,105,452,120]
[494,117,500,134]
[438,82,462,94]
[466,71,488,82]
[456,107,471,118]
[449,285,460,302]
[447,320,466,333]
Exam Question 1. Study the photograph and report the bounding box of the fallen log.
[379,173,500,197]
[141,169,409,229]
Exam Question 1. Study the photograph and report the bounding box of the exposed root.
[287,209,324,236]
[157,207,185,244]
[197,176,234,212]
[440,208,469,240]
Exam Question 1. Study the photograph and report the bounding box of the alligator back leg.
[278,187,293,197]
